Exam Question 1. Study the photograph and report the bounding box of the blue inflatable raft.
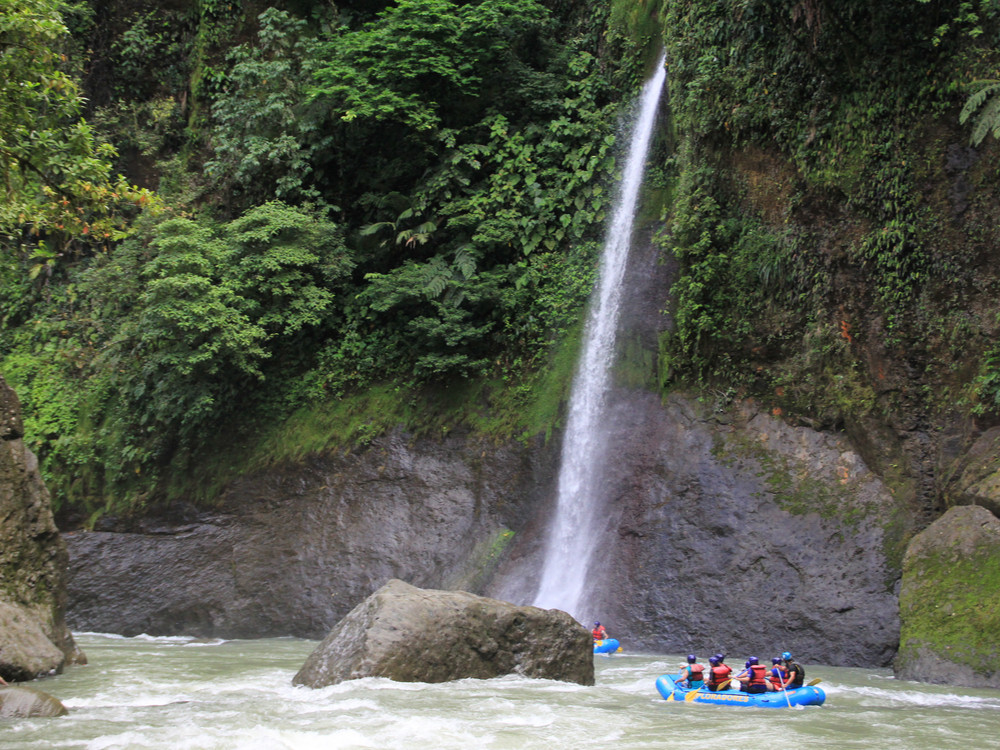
[655,673,825,708]
[594,638,621,654]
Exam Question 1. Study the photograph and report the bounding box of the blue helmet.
[687,654,697,663]
[714,652,726,661]
[781,651,792,660]
[709,656,719,665]
[746,656,759,667]
[772,657,782,664]
[595,622,601,627]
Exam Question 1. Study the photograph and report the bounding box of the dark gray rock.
[945,427,1000,517]
[292,579,594,687]
[65,431,558,639]
[65,390,906,668]
[0,376,84,682]
[487,394,904,667]
[0,685,68,718]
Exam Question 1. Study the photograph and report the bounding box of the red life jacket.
[689,663,704,680]
[747,664,768,686]
[769,665,787,688]
[708,664,732,687]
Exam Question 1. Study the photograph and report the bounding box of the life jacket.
[688,663,704,680]
[785,660,805,687]
[769,665,787,688]
[747,664,768,687]
[592,627,607,640]
[707,664,732,687]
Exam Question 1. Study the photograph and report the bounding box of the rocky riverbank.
[0,377,83,682]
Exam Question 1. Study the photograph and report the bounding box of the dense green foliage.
[12,0,1000,522]
[0,0,661,514]
[659,0,1000,431]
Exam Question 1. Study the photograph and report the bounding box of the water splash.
[532,56,667,619]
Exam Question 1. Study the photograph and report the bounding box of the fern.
[960,79,1000,146]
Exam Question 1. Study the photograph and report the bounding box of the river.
[5,634,999,748]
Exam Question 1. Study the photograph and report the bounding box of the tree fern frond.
[359,221,392,236]
[959,80,1000,124]
[970,91,1000,146]
[453,245,477,279]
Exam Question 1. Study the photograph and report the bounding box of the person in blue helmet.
[678,654,705,689]
[781,651,805,688]
[592,621,609,641]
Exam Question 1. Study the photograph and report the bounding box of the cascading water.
[532,55,667,618]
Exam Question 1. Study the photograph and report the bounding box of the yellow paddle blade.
[807,678,822,686]
[684,687,701,702]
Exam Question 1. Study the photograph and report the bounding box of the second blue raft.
[594,638,620,654]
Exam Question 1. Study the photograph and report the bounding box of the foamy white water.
[6,635,1000,749]
[533,56,667,618]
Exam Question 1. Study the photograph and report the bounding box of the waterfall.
[532,55,667,619]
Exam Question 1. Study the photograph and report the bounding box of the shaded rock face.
[65,432,558,639]
[0,685,68,718]
[0,377,82,681]
[292,579,594,687]
[945,427,1000,518]
[66,391,904,668]
[894,505,1000,688]
[487,395,904,668]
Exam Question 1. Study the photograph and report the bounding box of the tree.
[0,0,153,260]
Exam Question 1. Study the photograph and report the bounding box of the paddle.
[807,678,822,686]
[780,678,793,708]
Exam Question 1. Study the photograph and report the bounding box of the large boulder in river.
[0,685,68,718]
[0,376,84,682]
[292,579,594,687]
[894,505,1000,688]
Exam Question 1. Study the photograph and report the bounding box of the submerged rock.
[0,376,84,682]
[292,579,594,687]
[0,685,68,718]
[894,505,1000,688]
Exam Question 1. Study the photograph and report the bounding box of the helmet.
[687,654,697,663]
[747,656,759,666]
[772,657,782,664]
[714,652,726,661]
[709,656,719,665]
[781,651,792,660]
[594,622,601,627]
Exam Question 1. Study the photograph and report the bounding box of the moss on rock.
[895,505,1000,687]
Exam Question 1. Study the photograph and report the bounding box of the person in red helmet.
[592,621,609,641]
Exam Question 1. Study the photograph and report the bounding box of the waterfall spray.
[532,55,667,619]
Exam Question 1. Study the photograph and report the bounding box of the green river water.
[3,633,998,749]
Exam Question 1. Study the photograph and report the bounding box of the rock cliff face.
[0,377,82,681]
[66,431,558,638]
[486,393,903,667]
[65,388,903,667]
